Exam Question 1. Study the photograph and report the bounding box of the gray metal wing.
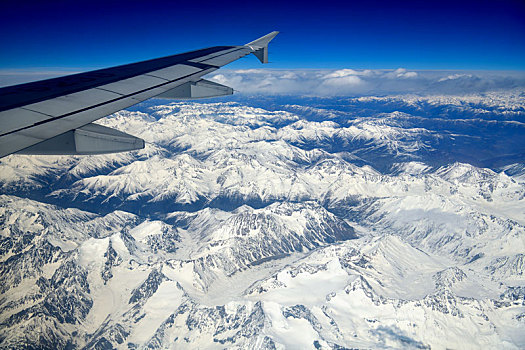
[0,31,279,158]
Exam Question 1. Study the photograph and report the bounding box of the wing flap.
[23,88,122,117]
[157,79,233,99]
[144,64,202,81]
[97,75,167,95]
[17,123,144,155]
[0,133,43,158]
[0,108,50,135]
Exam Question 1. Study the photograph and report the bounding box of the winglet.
[245,31,279,64]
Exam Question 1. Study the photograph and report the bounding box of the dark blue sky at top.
[0,0,524,71]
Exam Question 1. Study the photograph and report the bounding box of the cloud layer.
[1,68,524,97]
[210,69,525,96]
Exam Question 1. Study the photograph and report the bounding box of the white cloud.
[384,68,418,79]
[323,69,374,78]
[318,74,365,95]
[207,69,525,96]
[402,72,418,78]
[211,73,243,86]
[438,73,473,82]
[230,69,267,74]
[322,75,363,86]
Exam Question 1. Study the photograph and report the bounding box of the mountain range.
[0,92,524,349]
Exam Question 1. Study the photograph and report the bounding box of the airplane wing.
[0,31,279,158]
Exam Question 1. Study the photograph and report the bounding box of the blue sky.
[0,0,524,72]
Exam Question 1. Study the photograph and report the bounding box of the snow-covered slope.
[0,96,524,349]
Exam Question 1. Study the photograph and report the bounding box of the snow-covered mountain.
[0,94,524,349]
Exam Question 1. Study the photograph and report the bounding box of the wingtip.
[245,31,279,47]
[245,31,279,64]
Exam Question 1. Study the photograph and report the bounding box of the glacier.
[0,92,524,349]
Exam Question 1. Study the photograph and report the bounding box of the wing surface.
[0,31,278,157]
